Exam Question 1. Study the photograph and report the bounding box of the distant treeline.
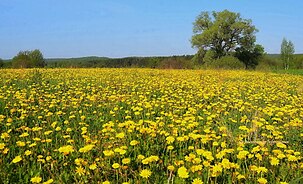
[24,54,303,70]
[1,54,303,70]
[45,55,195,69]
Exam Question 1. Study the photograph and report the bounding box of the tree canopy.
[280,38,295,70]
[235,44,264,69]
[12,49,45,68]
[191,10,260,67]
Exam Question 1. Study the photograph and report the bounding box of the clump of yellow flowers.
[0,68,302,183]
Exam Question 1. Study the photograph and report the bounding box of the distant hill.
[45,56,110,63]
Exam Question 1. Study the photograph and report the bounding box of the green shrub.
[203,50,216,64]
[256,56,282,71]
[206,56,245,70]
[0,58,3,68]
[255,62,272,72]
[292,56,303,69]
[158,58,194,69]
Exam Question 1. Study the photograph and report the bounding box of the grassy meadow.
[0,68,303,184]
[274,69,303,76]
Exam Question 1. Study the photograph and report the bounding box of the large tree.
[12,51,31,68]
[191,10,258,60]
[235,44,264,69]
[29,49,46,67]
[12,49,45,68]
[280,38,295,70]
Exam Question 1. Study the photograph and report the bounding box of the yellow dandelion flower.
[256,167,268,174]
[89,163,97,170]
[166,136,175,144]
[255,153,263,161]
[11,155,22,163]
[276,142,287,149]
[103,150,114,157]
[58,145,74,155]
[190,165,202,172]
[116,132,125,138]
[221,158,231,169]
[137,155,145,160]
[16,141,26,147]
[257,177,267,184]
[19,132,29,138]
[167,145,174,150]
[239,126,249,132]
[122,158,131,164]
[118,149,127,155]
[75,166,86,176]
[0,143,5,149]
[44,131,53,135]
[192,178,203,184]
[177,166,189,178]
[213,141,219,146]
[7,118,13,123]
[270,157,279,166]
[237,150,249,159]
[287,155,298,161]
[75,158,84,165]
[80,115,86,120]
[112,163,120,169]
[2,148,9,154]
[130,140,139,146]
[203,161,211,167]
[79,144,95,153]
[140,169,152,178]
[237,174,245,180]
[167,165,175,171]
[1,132,10,139]
[25,150,32,156]
[212,164,223,174]
[42,179,54,184]
[29,143,37,148]
[30,176,42,183]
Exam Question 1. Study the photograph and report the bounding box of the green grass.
[274,69,303,76]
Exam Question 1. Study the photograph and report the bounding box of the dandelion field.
[0,68,303,184]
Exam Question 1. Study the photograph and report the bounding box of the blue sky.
[0,0,302,59]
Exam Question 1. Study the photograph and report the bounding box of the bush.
[158,57,194,69]
[203,50,216,64]
[0,59,3,68]
[205,56,245,70]
[255,62,272,72]
[256,56,282,71]
[292,56,303,69]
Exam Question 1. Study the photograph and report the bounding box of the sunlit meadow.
[0,68,303,184]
